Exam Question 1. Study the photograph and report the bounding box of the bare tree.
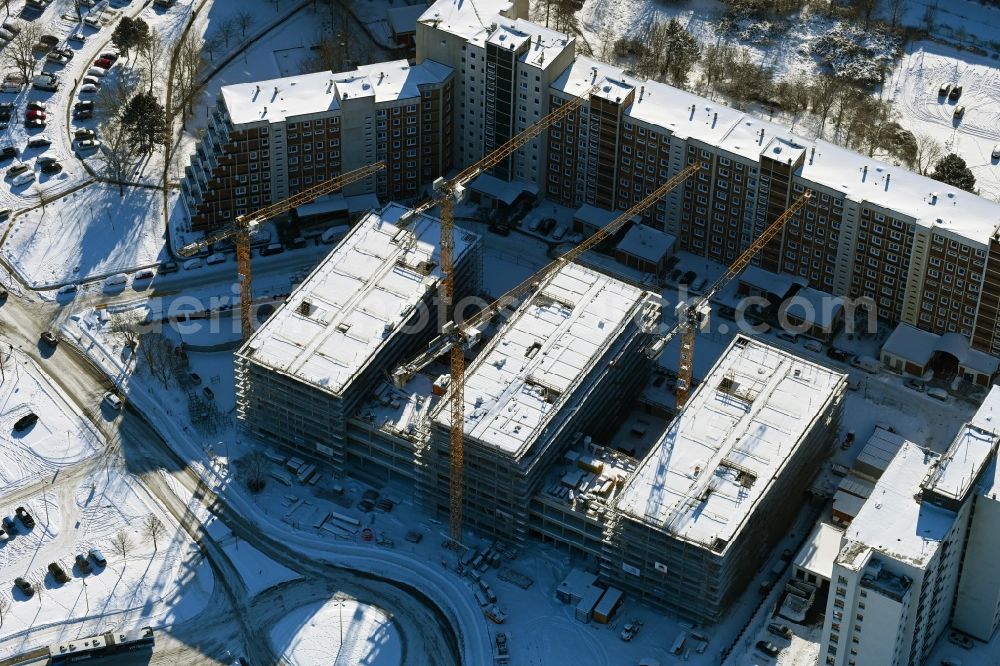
[142,514,165,552]
[1,0,11,21]
[887,0,906,27]
[137,27,163,95]
[235,10,255,39]
[172,32,205,119]
[913,132,944,175]
[137,331,174,388]
[100,111,141,195]
[808,74,843,134]
[237,451,268,493]
[109,310,146,350]
[202,34,222,62]
[5,22,41,84]
[0,596,7,628]
[95,72,138,124]
[215,19,237,49]
[111,528,133,562]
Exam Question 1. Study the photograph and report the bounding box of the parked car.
[98,51,118,63]
[79,83,99,94]
[938,83,951,97]
[802,339,823,353]
[767,622,792,640]
[76,139,100,152]
[12,170,36,186]
[26,101,46,112]
[26,110,45,121]
[1,517,14,533]
[27,135,51,148]
[74,100,94,111]
[89,548,107,567]
[40,330,57,346]
[73,108,93,119]
[904,378,925,392]
[48,562,69,584]
[949,85,963,101]
[13,577,33,597]
[86,66,108,78]
[551,222,568,241]
[75,553,92,573]
[954,105,966,119]
[826,347,850,362]
[776,331,799,343]
[94,57,113,69]
[45,51,70,64]
[13,413,38,431]
[159,260,178,274]
[756,640,780,658]
[3,22,21,35]
[993,144,1000,160]
[23,118,44,129]
[15,507,34,529]
[69,32,86,44]
[40,161,61,174]
[928,387,949,402]
[182,257,201,270]
[948,631,973,649]
[103,392,122,410]
[260,243,283,256]
[83,15,103,28]
[0,145,16,161]
[134,267,155,281]
[7,163,28,177]
[82,76,100,87]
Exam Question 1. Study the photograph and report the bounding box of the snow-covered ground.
[270,599,402,666]
[0,352,101,490]
[1,184,166,287]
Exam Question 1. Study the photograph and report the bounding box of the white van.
[552,222,568,241]
[12,171,35,186]
[205,253,226,265]
[182,257,202,270]
[851,355,880,374]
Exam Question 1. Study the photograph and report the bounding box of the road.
[0,287,463,664]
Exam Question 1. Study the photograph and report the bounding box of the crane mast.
[177,162,385,340]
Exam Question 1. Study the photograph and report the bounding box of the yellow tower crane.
[389,87,597,545]
[176,162,385,340]
[393,161,701,545]
[646,190,813,408]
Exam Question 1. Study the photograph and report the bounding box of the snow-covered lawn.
[0,183,167,287]
[0,353,101,490]
[270,599,402,666]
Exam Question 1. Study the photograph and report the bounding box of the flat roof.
[785,287,844,329]
[844,441,955,569]
[418,0,515,42]
[469,173,537,205]
[574,203,620,228]
[480,19,572,70]
[432,262,649,457]
[616,224,675,264]
[794,521,845,581]
[615,335,847,552]
[551,56,1000,246]
[220,60,451,126]
[923,386,1000,502]
[738,264,806,298]
[387,4,426,35]
[240,203,477,397]
[856,426,907,477]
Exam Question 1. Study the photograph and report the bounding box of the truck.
[31,74,58,91]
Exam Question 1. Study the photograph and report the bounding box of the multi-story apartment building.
[235,203,481,475]
[820,387,1000,665]
[181,60,454,232]
[413,0,1000,356]
[605,335,847,623]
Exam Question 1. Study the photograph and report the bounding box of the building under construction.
[235,203,481,475]
[603,335,847,623]
[418,262,661,544]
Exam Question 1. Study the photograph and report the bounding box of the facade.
[604,335,847,623]
[819,388,1000,665]
[181,60,455,233]
[235,204,481,475]
[414,0,1000,357]
[419,262,661,544]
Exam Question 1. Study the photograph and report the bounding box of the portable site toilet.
[592,587,623,624]
[575,585,605,623]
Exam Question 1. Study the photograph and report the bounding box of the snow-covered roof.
[551,55,1000,246]
[856,426,906,477]
[923,386,1000,503]
[616,224,675,264]
[784,286,844,330]
[354,375,437,442]
[221,71,340,126]
[220,60,452,126]
[387,4,426,35]
[843,441,955,569]
[574,203,620,228]
[794,521,845,582]
[737,264,806,298]
[334,59,452,104]
[616,335,847,552]
[418,0,516,41]
[468,173,537,205]
[481,20,572,70]
[240,203,478,397]
[432,263,649,457]
[881,323,1000,375]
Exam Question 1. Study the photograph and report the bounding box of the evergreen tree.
[122,92,165,154]
[930,153,976,193]
[111,17,150,64]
